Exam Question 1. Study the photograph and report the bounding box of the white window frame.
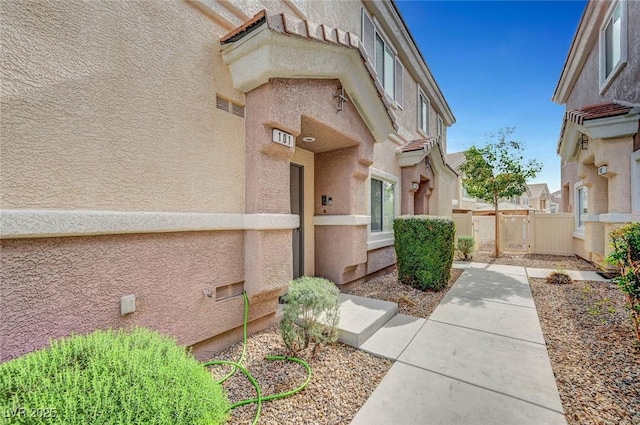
[362,8,404,107]
[599,0,627,92]
[574,181,588,238]
[367,168,400,250]
[418,89,429,136]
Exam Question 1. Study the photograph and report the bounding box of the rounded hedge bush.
[394,215,455,291]
[0,327,230,425]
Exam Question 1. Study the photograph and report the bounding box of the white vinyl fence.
[453,212,574,255]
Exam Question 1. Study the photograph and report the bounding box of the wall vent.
[216,94,245,118]
[216,95,230,112]
[231,103,245,117]
[216,281,244,301]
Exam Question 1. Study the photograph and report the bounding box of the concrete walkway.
[350,263,575,425]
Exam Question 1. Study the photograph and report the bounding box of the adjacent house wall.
[565,0,640,109]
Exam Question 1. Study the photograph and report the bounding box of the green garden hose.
[204,291,312,424]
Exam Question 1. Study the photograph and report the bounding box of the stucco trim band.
[367,237,395,251]
[313,215,370,226]
[0,210,299,239]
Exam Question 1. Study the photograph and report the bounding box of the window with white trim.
[371,178,395,232]
[362,9,404,106]
[576,186,588,229]
[419,91,429,135]
[599,0,627,89]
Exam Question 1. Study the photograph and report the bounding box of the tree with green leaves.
[459,128,542,257]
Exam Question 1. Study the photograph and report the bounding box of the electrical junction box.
[120,294,136,316]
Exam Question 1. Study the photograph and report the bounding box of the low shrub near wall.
[280,276,340,357]
[394,215,455,291]
[0,327,230,424]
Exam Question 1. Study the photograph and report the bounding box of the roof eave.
[552,1,603,105]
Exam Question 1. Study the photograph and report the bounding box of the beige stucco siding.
[1,0,245,212]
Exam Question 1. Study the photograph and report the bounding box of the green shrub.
[606,222,640,342]
[0,327,230,425]
[546,271,573,285]
[280,276,340,357]
[394,215,455,291]
[456,236,475,260]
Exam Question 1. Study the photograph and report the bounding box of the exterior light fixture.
[302,137,316,143]
[412,182,420,190]
[580,134,588,150]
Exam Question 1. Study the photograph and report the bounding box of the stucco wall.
[566,0,640,109]
[1,0,245,212]
[0,231,283,363]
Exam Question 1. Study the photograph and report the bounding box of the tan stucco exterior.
[1,0,456,362]
[1,0,245,213]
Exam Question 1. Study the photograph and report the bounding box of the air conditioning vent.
[216,281,244,301]
[216,95,229,112]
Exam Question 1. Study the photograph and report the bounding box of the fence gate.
[500,214,529,253]
[472,216,496,252]
[458,212,575,255]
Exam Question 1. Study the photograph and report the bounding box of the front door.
[290,163,304,279]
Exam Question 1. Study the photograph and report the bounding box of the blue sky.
[395,0,588,192]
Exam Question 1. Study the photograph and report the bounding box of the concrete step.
[336,294,398,348]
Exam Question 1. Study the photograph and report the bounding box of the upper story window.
[419,91,429,135]
[599,0,627,91]
[362,9,404,107]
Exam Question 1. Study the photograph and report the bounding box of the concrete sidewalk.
[350,264,568,425]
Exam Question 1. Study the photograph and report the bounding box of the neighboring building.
[527,183,552,213]
[448,151,478,213]
[0,1,456,362]
[553,0,640,265]
[550,189,561,213]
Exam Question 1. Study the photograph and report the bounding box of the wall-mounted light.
[412,182,420,190]
[580,134,588,150]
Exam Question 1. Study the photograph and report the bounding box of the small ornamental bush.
[456,236,475,260]
[394,215,455,291]
[280,276,340,357]
[606,222,640,342]
[546,271,573,285]
[0,327,230,425]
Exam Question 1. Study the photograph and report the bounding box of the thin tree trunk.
[494,195,500,257]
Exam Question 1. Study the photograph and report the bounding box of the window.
[362,9,403,106]
[371,178,394,232]
[577,186,588,228]
[437,116,443,142]
[599,1,627,89]
[419,91,429,135]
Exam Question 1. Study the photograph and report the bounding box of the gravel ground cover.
[470,251,598,270]
[530,278,639,424]
[206,325,392,425]
[346,268,463,318]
